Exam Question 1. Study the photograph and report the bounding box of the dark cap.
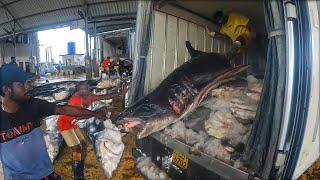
[0,64,35,88]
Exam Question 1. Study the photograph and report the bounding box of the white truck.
[129,0,320,179]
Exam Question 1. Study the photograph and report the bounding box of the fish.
[85,101,124,178]
[42,115,63,163]
[136,156,171,180]
[115,41,249,139]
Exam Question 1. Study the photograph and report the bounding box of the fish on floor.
[85,101,124,178]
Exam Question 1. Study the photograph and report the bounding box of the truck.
[129,0,320,179]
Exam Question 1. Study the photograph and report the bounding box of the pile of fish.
[136,156,171,180]
[115,51,248,139]
[28,80,106,104]
[163,76,262,166]
[85,101,124,178]
[96,80,116,89]
[32,79,123,178]
[42,115,63,162]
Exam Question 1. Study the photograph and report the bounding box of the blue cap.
[0,64,35,88]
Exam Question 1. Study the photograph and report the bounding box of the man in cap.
[0,64,108,180]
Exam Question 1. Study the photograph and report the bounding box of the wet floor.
[299,159,320,180]
[53,97,143,180]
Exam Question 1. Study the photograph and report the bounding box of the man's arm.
[55,105,107,120]
[90,92,119,102]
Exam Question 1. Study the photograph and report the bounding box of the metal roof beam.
[0,13,136,39]
[0,0,23,31]
[0,0,24,8]
[0,0,133,27]
[90,23,134,31]
[89,13,136,23]
[90,23,133,34]
[0,17,78,39]
[89,17,135,24]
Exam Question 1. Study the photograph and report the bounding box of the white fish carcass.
[53,90,69,101]
[94,120,124,178]
[42,115,63,162]
[85,101,124,178]
[96,80,116,89]
[136,156,171,180]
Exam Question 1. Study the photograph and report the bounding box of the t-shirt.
[57,93,99,131]
[101,59,111,69]
[220,12,250,42]
[0,98,56,179]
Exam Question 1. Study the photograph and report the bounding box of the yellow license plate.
[172,151,189,169]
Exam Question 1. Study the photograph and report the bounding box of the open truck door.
[273,0,320,179]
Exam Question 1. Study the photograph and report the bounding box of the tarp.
[128,0,153,105]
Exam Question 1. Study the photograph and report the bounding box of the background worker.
[9,56,17,66]
[114,61,120,77]
[0,64,108,180]
[207,11,256,59]
[101,56,111,79]
[57,81,118,180]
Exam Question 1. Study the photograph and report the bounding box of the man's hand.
[94,107,109,120]
[206,26,216,37]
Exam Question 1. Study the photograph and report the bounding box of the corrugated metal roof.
[0,0,137,38]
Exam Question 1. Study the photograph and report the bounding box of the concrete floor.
[299,159,320,180]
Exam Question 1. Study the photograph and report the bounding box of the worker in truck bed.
[57,81,119,180]
[0,64,109,180]
[207,11,256,59]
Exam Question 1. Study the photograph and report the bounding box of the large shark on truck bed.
[116,42,249,139]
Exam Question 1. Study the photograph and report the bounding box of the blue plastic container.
[67,42,76,54]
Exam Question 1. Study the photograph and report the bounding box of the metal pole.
[93,22,99,77]
[84,6,92,79]
[13,22,16,58]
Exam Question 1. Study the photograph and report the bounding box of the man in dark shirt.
[0,64,108,180]
[8,56,17,66]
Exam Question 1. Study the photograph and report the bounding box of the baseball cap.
[0,64,35,88]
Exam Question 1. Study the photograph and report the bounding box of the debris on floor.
[299,159,320,180]
[136,156,171,180]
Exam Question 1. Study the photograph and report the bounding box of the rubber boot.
[72,161,85,180]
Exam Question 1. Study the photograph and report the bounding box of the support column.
[84,7,92,79]
[93,23,99,77]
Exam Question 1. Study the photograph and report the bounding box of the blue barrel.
[67,42,76,54]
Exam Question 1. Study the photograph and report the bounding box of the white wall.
[103,40,116,58]
[61,54,85,66]
[144,10,232,94]
[0,33,39,71]
[0,43,36,70]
